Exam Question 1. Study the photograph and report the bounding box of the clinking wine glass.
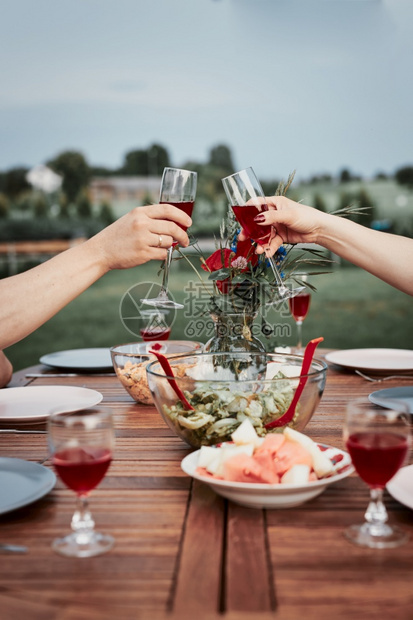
[142,167,197,309]
[288,274,311,353]
[48,407,115,557]
[343,398,411,549]
[221,167,304,304]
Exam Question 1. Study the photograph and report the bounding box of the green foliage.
[15,192,33,212]
[0,218,103,241]
[58,193,70,218]
[395,165,413,189]
[355,187,376,227]
[121,143,170,176]
[33,193,49,217]
[47,151,90,203]
[208,144,234,175]
[0,193,10,218]
[0,167,30,198]
[76,190,93,218]
[313,193,327,212]
[99,200,115,225]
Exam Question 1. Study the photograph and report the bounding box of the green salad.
[162,373,298,447]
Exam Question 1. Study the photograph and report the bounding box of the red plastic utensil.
[149,349,194,411]
[265,337,324,430]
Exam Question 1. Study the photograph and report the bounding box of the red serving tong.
[149,349,194,411]
[265,337,324,430]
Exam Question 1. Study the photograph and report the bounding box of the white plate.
[40,348,113,371]
[181,443,354,509]
[325,348,413,373]
[0,386,103,422]
[369,387,413,414]
[0,458,56,514]
[387,465,413,511]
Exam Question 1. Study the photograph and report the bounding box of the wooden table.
[1,357,413,620]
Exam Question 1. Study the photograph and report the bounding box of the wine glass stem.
[268,256,287,291]
[364,488,388,534]
[160,247,173,297]
[296,320,303,351]
[71,496,95,542]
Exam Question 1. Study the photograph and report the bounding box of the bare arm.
[0,351,13,387]
[242,196,413,296]
[0,204,191,350]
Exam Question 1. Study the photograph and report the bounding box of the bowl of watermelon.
[181,420,353,508]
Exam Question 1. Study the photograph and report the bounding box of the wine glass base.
[265,286,306,307]
[141,297,184,310]
[344,523,409,549]
[52,531,115,558]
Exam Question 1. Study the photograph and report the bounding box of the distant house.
[89,176,162,206]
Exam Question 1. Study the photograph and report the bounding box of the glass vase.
[204,312,266,354]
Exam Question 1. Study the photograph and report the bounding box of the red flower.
[202,248,233,273]
[201,240,258,294]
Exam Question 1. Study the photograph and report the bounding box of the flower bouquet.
[178,172,329,352]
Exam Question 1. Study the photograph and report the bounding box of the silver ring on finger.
[157,235,163,248]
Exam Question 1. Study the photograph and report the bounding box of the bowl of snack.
[181,420,353,508]
[110,341,203,405]
[146,351,328,447]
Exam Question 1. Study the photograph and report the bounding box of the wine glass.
[221,167,304,304]
[139,309,171,342]
[288,274,311,353]
[343,398,411,548]
[142,167,197,309]
[48,407,115,557]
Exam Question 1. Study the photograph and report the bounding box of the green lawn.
[5,261,413,372]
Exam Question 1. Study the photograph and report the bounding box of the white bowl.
[181,443,354,509]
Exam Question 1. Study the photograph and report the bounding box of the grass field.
[5,260,413,372]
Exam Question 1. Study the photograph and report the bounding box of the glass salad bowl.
[110,341,203,405]
[146,352,327,448]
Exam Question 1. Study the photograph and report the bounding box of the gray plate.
[368,386,413,414]
[40,348,113,371]
[0,458,56,515]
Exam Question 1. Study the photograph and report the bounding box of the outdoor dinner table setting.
[1,340,413,620]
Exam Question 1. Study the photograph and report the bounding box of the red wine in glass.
[343,399,410,549]
[289,292,311,322]
[48,407,115,557]
[161,200,194,247]
[346,432,408,489]
[222,168,305,303]
[232,204,271,245]
[53,447,112,496]
[140,326,171,341]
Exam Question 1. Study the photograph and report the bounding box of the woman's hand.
[239,196,325,257]
[89,203,192,271]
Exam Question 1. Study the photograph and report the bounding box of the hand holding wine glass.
[221,167,304,303]
[142,167,197,309]
[48,407,115,557]
[343,398,410,548]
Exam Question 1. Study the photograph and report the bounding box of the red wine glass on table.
[343,398,410,548]
[48,407,115,557]
[288,274,311,353]
[142,167,197,309]
[221,167,304,304]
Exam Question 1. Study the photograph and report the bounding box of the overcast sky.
[0,0,412,181]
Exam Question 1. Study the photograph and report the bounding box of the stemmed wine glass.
[142,167,197,309]
[221,167,304,304]
[48,407,115,557]
[343,398,410,548]
[288,274,311,353]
